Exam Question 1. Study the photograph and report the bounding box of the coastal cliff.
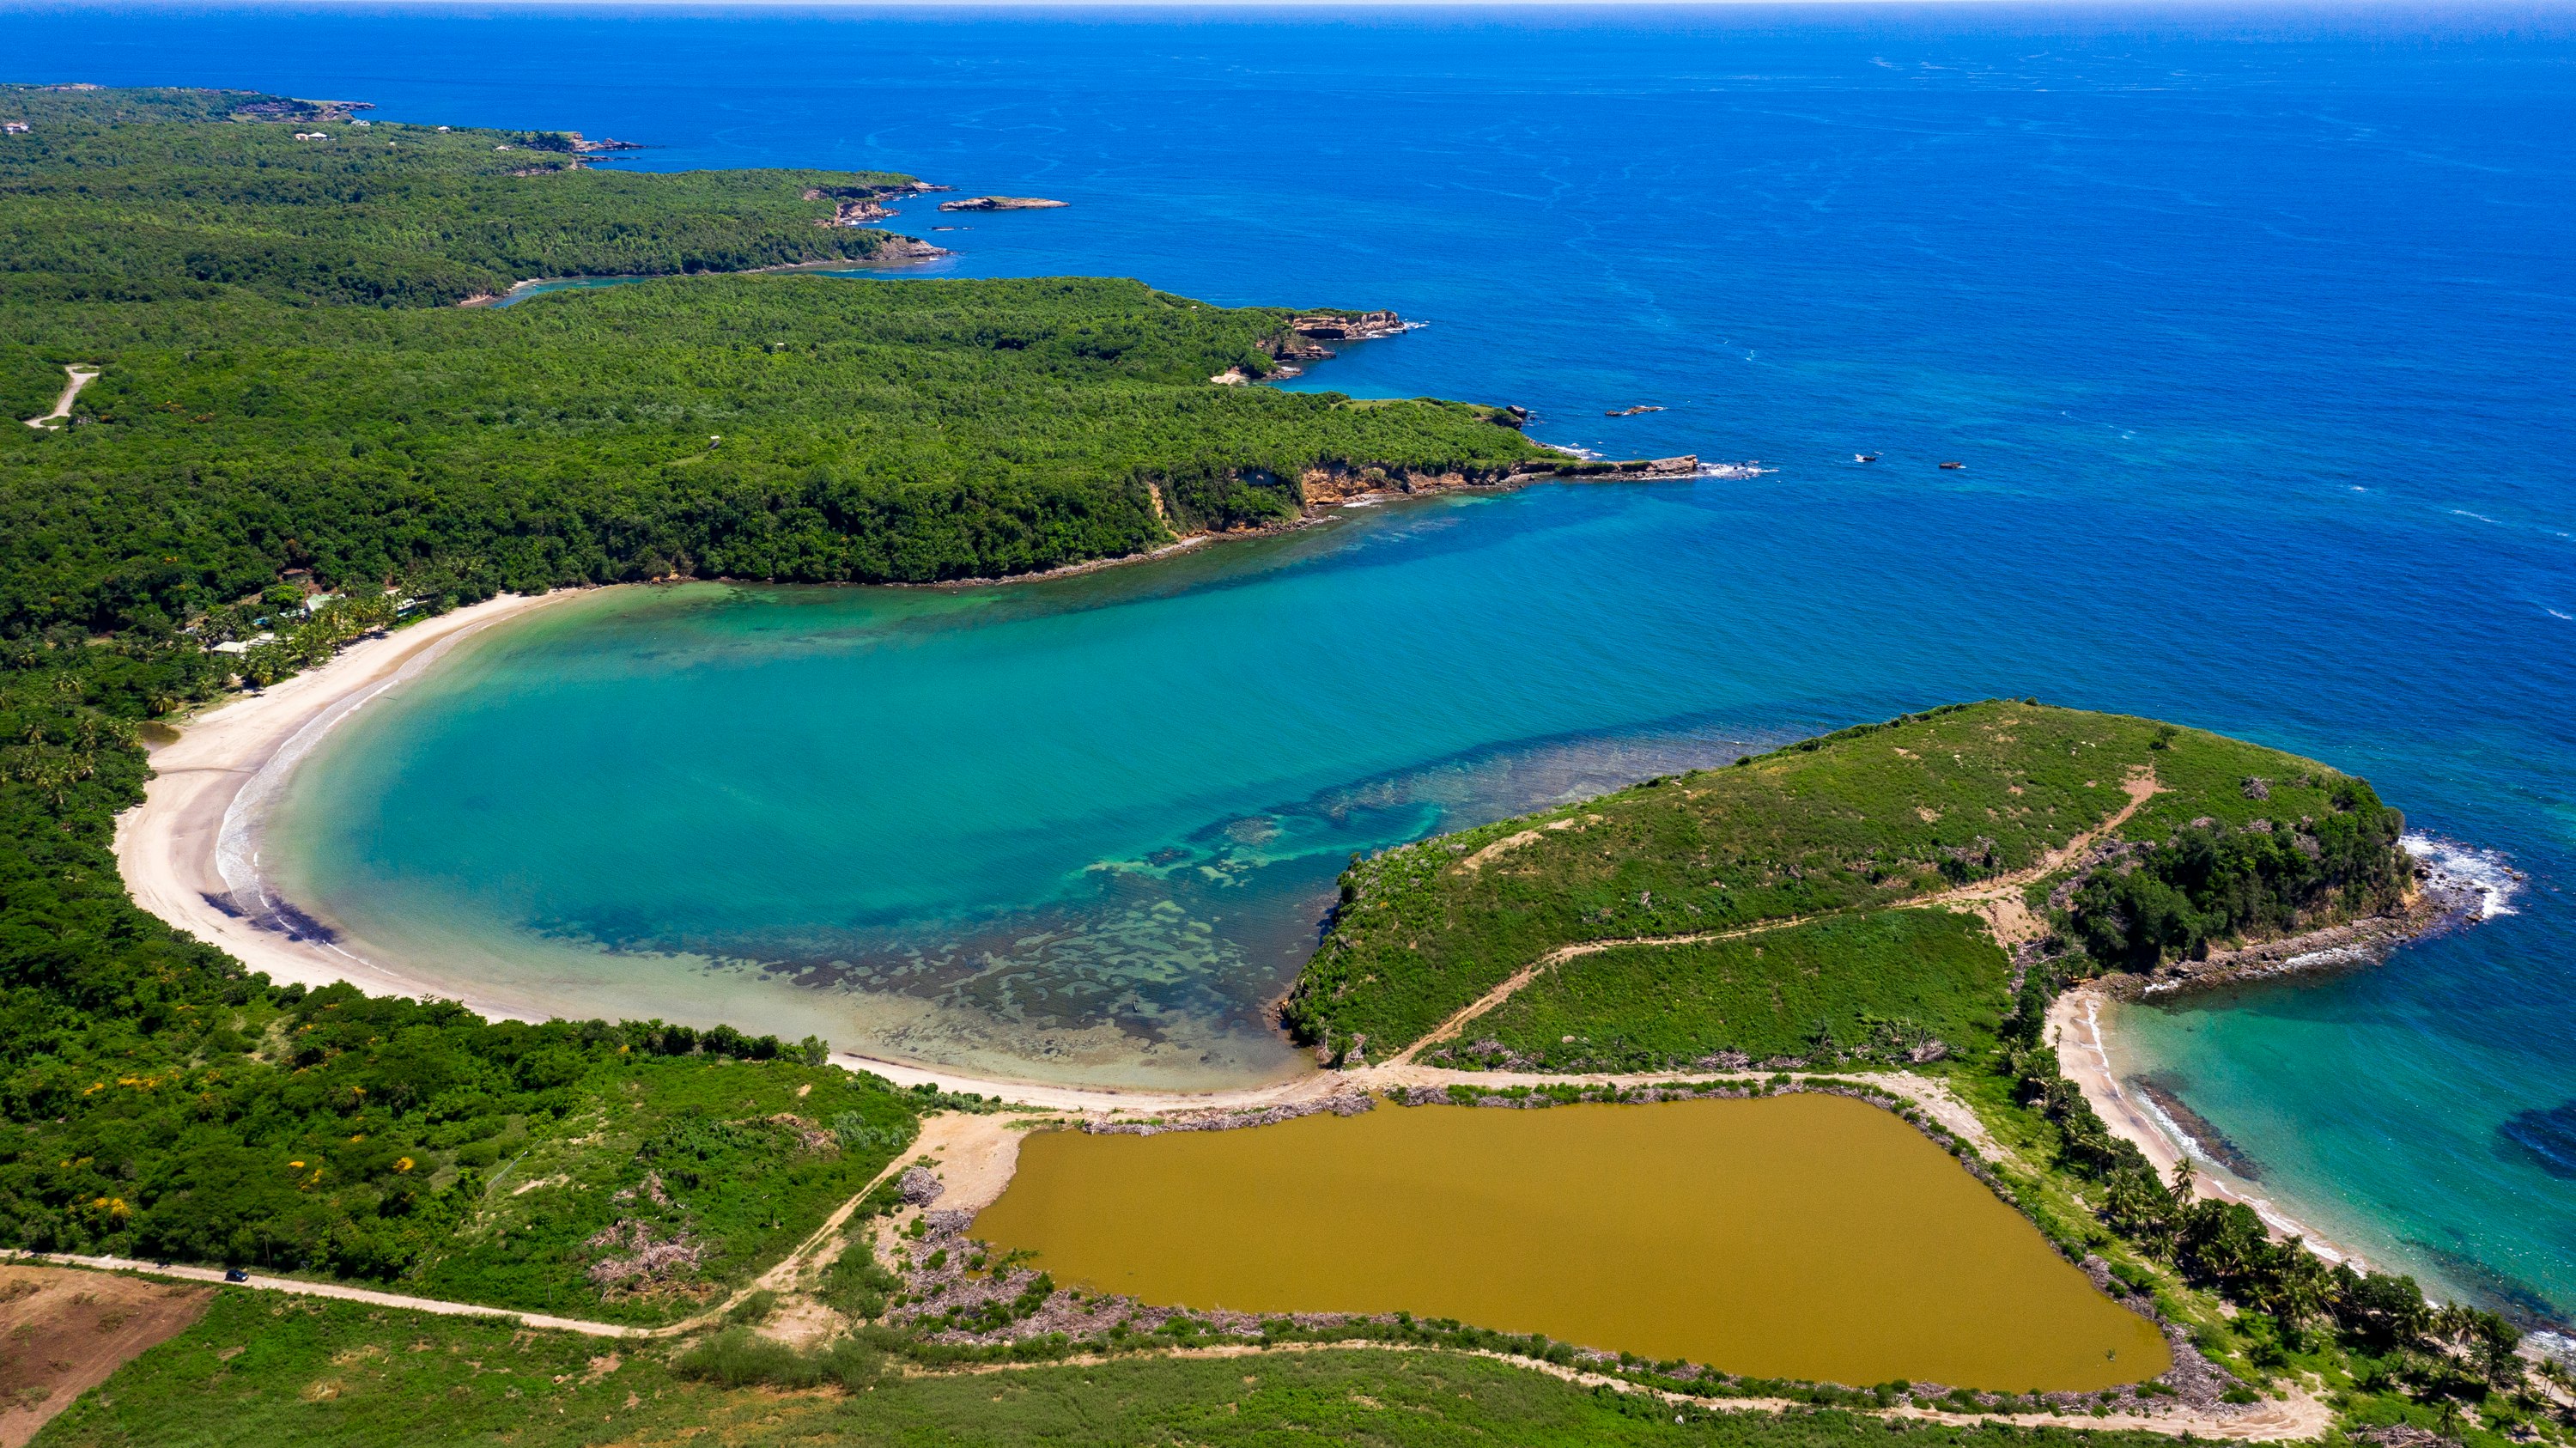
[806,180,951,228]
[1294,454,1697,506]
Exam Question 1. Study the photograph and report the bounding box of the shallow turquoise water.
[264,498,1789,1087]
[39,2,2574,1326]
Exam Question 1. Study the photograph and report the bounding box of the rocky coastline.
[2111,873,2484,1003]
[915,454,1708,590]
[806,180,952,228]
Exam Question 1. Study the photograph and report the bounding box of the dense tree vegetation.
[2071,786,2409,969]
[1,276,1542,634]
[0,83,924,310]
[0,85,1548,638]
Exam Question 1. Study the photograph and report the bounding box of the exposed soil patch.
[0,1265,210,1446]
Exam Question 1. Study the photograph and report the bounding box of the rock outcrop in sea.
[938,195,1068,211]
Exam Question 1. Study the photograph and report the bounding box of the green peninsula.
[1285,700,2415,1068]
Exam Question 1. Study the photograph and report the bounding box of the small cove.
[969,1094,2172,1391]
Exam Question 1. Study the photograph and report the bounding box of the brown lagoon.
[972,1094,2170,1390]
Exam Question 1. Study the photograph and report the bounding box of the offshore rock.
[939,195,1069,211]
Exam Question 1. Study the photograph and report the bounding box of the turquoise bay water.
[265,502,1788,1088]
[21,3,2573,1324]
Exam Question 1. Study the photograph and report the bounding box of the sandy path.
[1391,769,2166,1065]
[922,1335,2329,1441]
[21,364,99,429]
[1915,767,2162,946]
[0,1244,2324,1441]
[113,590,579,1009]
[0,1249,638,1338]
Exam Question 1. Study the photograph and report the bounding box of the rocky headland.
[807,180,951,228]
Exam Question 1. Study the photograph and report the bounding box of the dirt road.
[20,364,98,429]
[1392,768,2165,1064]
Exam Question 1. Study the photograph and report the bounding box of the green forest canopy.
[0,83,1552,636]
[0,82,927,309]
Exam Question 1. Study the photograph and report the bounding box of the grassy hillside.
[1285,701,2411,1064]
[35,1289,2189,1448]
[1461,907,2009,1073]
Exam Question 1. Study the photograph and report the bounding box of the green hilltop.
[1284,700,2414,1068]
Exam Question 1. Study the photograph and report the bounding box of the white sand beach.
[112,590,579,1018]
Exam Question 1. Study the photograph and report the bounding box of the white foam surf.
[2402,832,2523,919]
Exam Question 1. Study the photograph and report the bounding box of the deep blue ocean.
[10,2,2573,1327]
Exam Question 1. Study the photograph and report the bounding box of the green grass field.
[33,1289,2184,1448]
[399,1056,915,1323]
[1457,908,2010,1073]
[1285,701,2397,1062]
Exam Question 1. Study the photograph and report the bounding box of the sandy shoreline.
[2049,984,2376,1269]
[113,590,584,1020]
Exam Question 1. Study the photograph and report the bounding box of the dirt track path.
[1911,767,2162,947]
[21,364,98,429]
[914,1335,2331,1442]
[1392,915,1824,1066]
[1393,769,2164,1064]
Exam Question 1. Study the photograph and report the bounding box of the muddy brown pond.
[971,1094,2170,1390]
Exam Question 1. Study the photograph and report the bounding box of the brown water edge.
[970,1093,2171,1391]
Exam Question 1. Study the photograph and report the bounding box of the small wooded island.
[0,84,2548,1448]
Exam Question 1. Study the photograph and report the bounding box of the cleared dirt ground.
[0,1265,210,1446]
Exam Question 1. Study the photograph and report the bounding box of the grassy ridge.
[36,1288,2187,1448]
[1461,908,2008,1073]
[1285,701,2397,1062]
